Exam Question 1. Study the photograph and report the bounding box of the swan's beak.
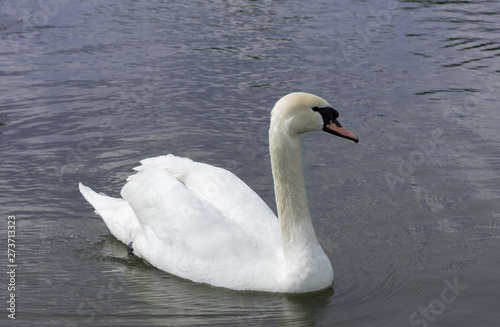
[324,119,359,143]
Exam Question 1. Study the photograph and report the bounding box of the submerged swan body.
[79,92,359,293]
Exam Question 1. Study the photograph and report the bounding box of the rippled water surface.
[1,0,499,326]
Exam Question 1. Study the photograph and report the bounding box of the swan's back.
[133,155,281,249]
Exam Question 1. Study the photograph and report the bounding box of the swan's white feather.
[79,183,140,245]
[133,155,281,248]
[81,156,284,291]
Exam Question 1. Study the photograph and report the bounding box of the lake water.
[1,0,499,326]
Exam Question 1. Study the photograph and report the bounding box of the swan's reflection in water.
[98,236,334,326]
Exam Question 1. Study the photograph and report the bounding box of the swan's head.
[271,92,359,143]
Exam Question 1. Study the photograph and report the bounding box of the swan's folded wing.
[120,165,283,288]
[134,155,281,248]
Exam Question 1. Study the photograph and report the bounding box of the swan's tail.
[78,183,141,245]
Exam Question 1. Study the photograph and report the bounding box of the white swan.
[79,92,359,293]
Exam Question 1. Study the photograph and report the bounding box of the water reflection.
[99,236,334,327]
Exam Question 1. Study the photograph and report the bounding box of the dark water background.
[1,0,499,326]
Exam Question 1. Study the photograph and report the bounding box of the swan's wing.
[135,155,281,247]
[121,165,283,289]
[78,183,142,245]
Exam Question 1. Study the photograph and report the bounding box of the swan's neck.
[269,126,322,263]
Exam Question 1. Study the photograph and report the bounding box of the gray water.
[1,0,499,326]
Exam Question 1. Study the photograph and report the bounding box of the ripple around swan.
[90,236,337,327]
[89,230,481,327]
[332,270,422,324]
[89,235,406,326]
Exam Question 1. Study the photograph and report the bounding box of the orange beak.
[325,119,359,143]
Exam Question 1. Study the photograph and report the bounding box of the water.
[1,0,499,326]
